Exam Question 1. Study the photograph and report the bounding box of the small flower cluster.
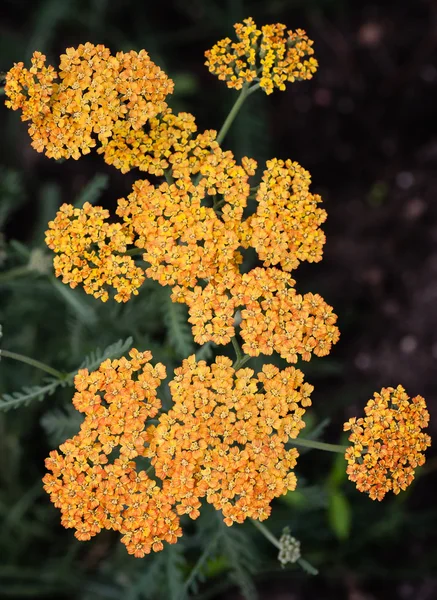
[344,386,431,500]
[45,202,144,302]
[205,18,318,94]
[100,109,218,176]
[278,527,301,567]
[42,350,184,557]
[147,356,311,525]
[247,159,327,271]
[5,43,173,160]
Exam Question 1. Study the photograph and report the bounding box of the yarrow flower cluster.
[205,17,318,94]
[43,352,311,553]
[147,356,312,525]
[42,350,184,557]
[45,202,144,302]
[5,17,430,563]
[5,43,173,160]
[344,386,431,501]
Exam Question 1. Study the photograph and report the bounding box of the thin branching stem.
[216,83,260,145]
[250,519,281,549]
[0,349,65,379]
[292,437,346,453]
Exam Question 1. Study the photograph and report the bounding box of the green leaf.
[219,522,258,600]
[74,174,109,208]
[328,491,351,540]
[163,292,195,359]
[41,405,84,445]
[77,336,133,373]
[179,532,221,600]
[0,378,61,412]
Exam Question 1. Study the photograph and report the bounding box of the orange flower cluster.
[113,153,339,359]
[147,356,312,525]
[43,350,183,557]
[5,44,173,160]
[344,386,431,500]
[205,18,318,94]
[115,145,252,289]
[247,159,327,271]
[100,109,218,177]
[236,268,339,362]
[45,202,144,302]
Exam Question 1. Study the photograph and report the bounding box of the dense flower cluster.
[5,43,173,160]
[45,202,144,302]
[43,352,312,552]
[344,386,431,500]
[42,350,184,557]
[205,18,318,94]
[100,109,218,176]
[147,356,312,525]
[112,152,339,359]
[247,159,326,271]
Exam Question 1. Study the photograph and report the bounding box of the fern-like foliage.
[166,543,187,600]
[219,521,259,600]
[0,378,63,411]
[163,291,195,359]
[41,404,84,445]
[73,173,109,208]
[179,531,221,600]
[0,337,133,411]
[77,336,133,373]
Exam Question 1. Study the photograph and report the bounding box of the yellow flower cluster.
[5,43,173,160]
[344,386,431,500]
[236,268,339,362]
[147,356,312,525]
[205,18,318,94]
[247,159,327,271]
[99,109,218,176]
[43,144,338,358]
[43,350,183,557]
[45,202,144,302]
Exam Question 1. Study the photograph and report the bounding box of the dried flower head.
[344,386,431,500]
[45,202,144,302]
[5,44,173,160]
[147,355,313,525]
[205,17,317,94]
[42,349,183,557]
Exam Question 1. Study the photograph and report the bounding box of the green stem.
[231,336,243,363]
[216,83,260,145]
[230,337,252,370]
[251,519,281,549]
[0,265,30,283]
[292,437,346,454]
[0,349,64,379]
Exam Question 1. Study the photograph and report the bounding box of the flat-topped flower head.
[205,17,317,94]
[42,349,182,557]
[5,44,173,161]
[344,386,431,500]
[247,159,327,271]
[147,355,313,525]
[45,202,144,302]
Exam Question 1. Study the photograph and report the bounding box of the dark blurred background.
[1,1,437,599]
